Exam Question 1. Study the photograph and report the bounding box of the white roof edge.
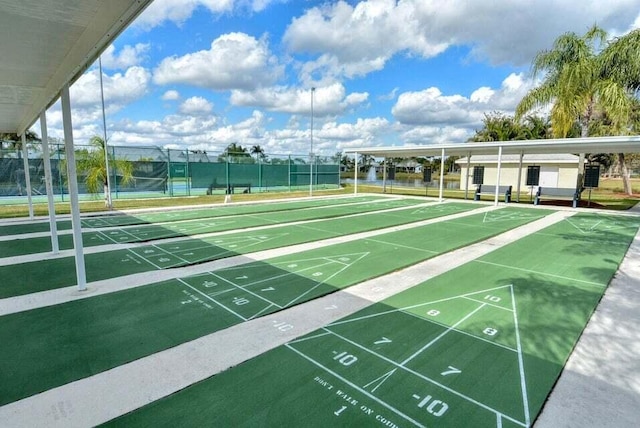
[17,0,154,135]
[344,136,640,157]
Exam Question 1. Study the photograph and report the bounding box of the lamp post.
[99,56,113,209]
[310,87,315,197]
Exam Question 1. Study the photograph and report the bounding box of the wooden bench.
[474,184,512,203]
[206,182,252,195]
[534,187,580,208]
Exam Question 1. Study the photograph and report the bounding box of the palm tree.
[250,145,265,161]
[515,25,636,192]
[63,136,134,207]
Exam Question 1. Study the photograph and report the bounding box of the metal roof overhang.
[345,135,640,158]
[0,0,154,135]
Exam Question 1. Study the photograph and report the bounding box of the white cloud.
[162,90,180,101]
[100,44,149,69]
[153,33,283,90]
[230,83,368,116]
[134,0,234,29]
[71,66,151,109]
[179,96,214,115]
[392,73,534,128]
[284,0,640,83]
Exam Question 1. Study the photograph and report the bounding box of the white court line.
[177,279,247,321]
[473,260,607,287]
[285,344,426,428]
[462,296,513,312]
[510,285,531,427]
[400,303,488,365]
[398,308,518,353]
[283,253,369,307]
[364,238,439,254]
[316,328,526,427]
[329,284,513,327]
[210,273,284,309]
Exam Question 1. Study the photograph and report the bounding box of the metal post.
[438,148,445,202]
[516,151,524,203]
[288,155,291,192]
[167,149,172,197]
[494,146,503,206]
[40,111,59,254]
[21,134,34,219]
[464,151,471,200]
[382,158,387,193]
[186,149,191,196]
[57,143,64,201]
[354,152,358,195]
[112,146,118,199]
[98,56,113,209]
[61,83,87,291]
[309,87,315,197]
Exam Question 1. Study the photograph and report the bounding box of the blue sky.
[39,0,640,157]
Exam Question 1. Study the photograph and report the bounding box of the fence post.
[186,150,191,196]
[167,148,172,197]
[258,157,262,193]
[112,146,118,199]
[288,155,292,192]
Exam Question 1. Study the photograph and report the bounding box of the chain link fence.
[0,142,340,205]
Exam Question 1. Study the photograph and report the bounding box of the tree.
[65,136,134,208]
[250,145,265,161]
[515,25,637,193]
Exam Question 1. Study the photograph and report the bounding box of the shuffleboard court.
[0,197,423,257]
[0,196,386,236]
[0,207,551,406]
[0,202,478,298]
[102,212,639,427]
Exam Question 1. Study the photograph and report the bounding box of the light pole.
[99,56,113,209]
[310,87,315,197]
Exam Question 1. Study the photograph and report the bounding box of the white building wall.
[459,163,579,192]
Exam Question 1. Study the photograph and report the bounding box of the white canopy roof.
[345,136,640,158]
[0,0,154,135]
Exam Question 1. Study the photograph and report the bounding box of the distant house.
[455,154,584,191]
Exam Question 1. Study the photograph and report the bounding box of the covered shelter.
[344,136,640,204]
[0,1,154,290]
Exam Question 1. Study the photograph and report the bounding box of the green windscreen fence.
[0,143,340,205]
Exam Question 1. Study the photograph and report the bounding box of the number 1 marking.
[334,405,347,416]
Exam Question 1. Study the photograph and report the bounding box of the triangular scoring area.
[200,252,369,310]
[565,215,633,235]
[321,284,530,426]
[482,210,541,223]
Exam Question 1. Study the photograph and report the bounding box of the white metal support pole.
[382,158,387,193]
[494,146,503,206]
[516,151,524,203]
[438,148,445,202]
[61,84,87,291]
[354,152,358,195]
[21,134,34,219]
[40,111,59,254]
[464,151,471,200]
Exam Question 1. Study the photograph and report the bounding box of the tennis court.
[0,195,638,427]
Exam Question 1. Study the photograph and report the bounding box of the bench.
[206,182,252,195]
[534,187,581,208]
[474,184,512,203]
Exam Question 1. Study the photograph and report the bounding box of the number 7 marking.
[440,366,461,376]
[374,337,392,345]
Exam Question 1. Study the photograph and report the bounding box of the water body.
[342,178,460,189]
